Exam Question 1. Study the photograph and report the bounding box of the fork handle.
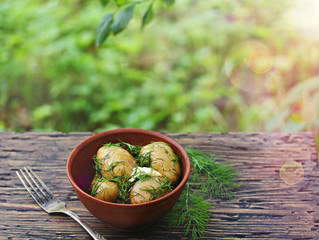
[61,209,107,240]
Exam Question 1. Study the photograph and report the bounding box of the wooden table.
[1,132,318,239]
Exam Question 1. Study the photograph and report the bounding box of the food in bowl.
[90,141,181,204]
[67,128,190,231]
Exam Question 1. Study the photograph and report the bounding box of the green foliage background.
[1,0,319,134]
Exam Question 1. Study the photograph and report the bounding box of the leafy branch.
[96,0,175,47]
[168,147,240,239]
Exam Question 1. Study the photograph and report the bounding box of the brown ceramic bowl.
[67,128,190,231]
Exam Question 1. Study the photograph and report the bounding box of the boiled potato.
[96,145,137,179]
[139,142,181,185]
[92,179,118,202]
[130,177,169,204]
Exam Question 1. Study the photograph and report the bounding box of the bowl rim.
[67,128,191,208]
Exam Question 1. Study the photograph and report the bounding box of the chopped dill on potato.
[90,176,103,196]
[141,177,172,201]
[119,141,142,156]
[110,177,133,204]
[93,155,102,176]
[137,151,152,167]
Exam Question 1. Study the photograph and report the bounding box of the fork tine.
[16,169,45,206]
[27,167,55,199]
[24,167,54,200]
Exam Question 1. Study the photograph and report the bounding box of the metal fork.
[16,166,106,240]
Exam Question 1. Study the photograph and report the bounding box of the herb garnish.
[141,177,172,201]
[119,141,142,157]
[169,183,212,239]
[137,151,152,167]
[91,176,105,196]
[168,147,239,239]
[111,177,133,203]
[93,155,102,175]
[187,147,239,199]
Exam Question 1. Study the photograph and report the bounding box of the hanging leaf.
[111,4,135,35]
[161,0,175,6]
[96,13,114,47]
[142,3,154,28]
[99,0,110,6]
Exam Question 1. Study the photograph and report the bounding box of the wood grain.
[0,132,318,239]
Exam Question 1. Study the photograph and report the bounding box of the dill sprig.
[169,183,212,239]
[168,147,239,239]
[186,147,239,199]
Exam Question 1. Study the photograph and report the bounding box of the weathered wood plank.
[0,132,318,239]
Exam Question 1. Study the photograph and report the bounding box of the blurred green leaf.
[32,105,53,121]
[99,0,110,7]
[142,3,154,28]
[0,121,5,131]
[96,13,114,47]
[161,0,175,6]
[111,4,135,35]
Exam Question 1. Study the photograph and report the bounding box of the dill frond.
[168,147,239,239]
[169,183,212,239]
[186,147,239,200]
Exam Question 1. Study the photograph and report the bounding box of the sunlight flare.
[225,47,272,93]
[248,49,273,74]
[280,161,304,186]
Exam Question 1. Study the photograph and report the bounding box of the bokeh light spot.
[291,100,317,124]
[280,161,304,186]
[248,49,273,74]
[226,60,266,93]
[225,43,273,93]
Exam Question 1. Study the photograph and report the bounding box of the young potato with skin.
[139,142,181,185]
[92,179,119,202]
[130,177,169,204]
[96,145,137,179]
